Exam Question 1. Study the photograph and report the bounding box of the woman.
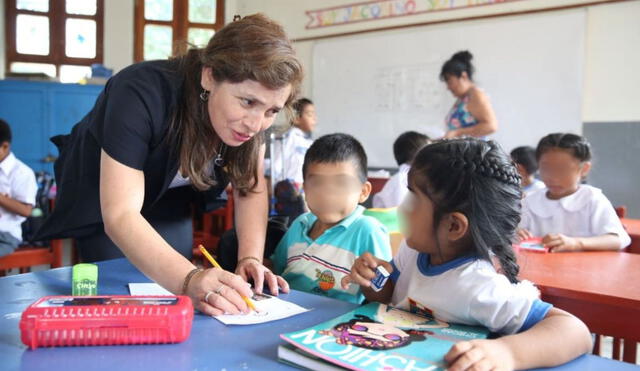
[441,51,498,139]
[36,14,303,316]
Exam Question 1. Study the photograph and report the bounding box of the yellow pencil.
[198,245,258,312]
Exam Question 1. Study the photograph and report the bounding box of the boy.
[511,146,545,197]
[270,98,317,188]
[271,133,391,304]
[373,131,430,208]
[0,119,37,256]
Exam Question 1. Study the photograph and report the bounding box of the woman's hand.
[444,129,460,139]
[341,252,392,290]
[236,258,290,296]
[187,268,254,316]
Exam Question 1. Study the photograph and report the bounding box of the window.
[4,0,104,83]
[134,0,225,62]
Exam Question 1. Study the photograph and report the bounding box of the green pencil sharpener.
[72,263,98,296]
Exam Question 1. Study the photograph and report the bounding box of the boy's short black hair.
[292,98,313,118]
[0,119,12,144]
[393,131,430,166]
[510,146,538,175]
[302,133,367,183]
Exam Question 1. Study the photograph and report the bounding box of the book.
[279,302,489,371]
[278,343,344,371]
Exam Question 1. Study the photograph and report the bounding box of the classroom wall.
[2,0,638,118]
[583,0,640,122]
[103,0,135,74]
[234,0,640,216]
[232,0,640,122]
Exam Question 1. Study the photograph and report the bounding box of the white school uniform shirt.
[373,163,410,209]
[390,241,552,335]
[270,127,313,186]
[0,152,37,241]
[522,179,545,197]
[520,185,631,249]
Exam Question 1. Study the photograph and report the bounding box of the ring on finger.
[204,291,214,303]
[214,284,225,295]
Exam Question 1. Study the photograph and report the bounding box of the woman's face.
[444,73,471,98]
[201,67,292,147]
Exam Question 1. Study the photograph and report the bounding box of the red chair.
[192,188,234,266]
[595,207,637,363]
[0,198,67,276]
[615,205,628,218]
[593,335,637,364]
[0,238,64,276]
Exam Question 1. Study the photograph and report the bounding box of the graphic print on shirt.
[315,268,336,291]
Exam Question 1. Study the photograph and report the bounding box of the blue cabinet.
[0,80,103,173]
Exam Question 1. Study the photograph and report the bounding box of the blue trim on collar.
[417,253,478,276]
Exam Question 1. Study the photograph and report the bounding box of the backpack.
[21,171,55,245]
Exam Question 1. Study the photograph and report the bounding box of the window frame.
[4,0,105,77]
[134,0,225,62]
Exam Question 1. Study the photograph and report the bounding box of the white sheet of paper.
[128,284,310,325]
[214,293,310,325]
[128,283,173,296]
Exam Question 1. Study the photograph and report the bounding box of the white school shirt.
[372,163,410,209]
[520,185,631,249]
[0,152,37,241]
[270,127,313,186]
[390,241,552,335]
[523,179,545,197]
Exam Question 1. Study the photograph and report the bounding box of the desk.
[1,259,635,371]
[621,218,640,254]
[518,251,640,363]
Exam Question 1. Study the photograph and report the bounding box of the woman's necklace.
[214,142,227,167]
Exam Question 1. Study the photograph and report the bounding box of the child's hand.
[445,339,515,371]
[341,252,392,290]
[516,228,533,242]
[542,234,582,252]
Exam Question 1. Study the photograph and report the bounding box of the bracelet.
[181,268,203,295]
[237,256,262,266]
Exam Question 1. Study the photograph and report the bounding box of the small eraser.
[72,263,98,296]
[370,265,390,292]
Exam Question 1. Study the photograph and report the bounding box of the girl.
[518,133,630,252]
[343,138,591,371]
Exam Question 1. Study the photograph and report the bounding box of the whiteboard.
[312,10,586,168]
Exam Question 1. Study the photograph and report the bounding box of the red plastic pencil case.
[20,295,193,349]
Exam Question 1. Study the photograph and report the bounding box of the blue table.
[1,259,637,371]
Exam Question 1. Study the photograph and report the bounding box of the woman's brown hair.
[168,14,303,195]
